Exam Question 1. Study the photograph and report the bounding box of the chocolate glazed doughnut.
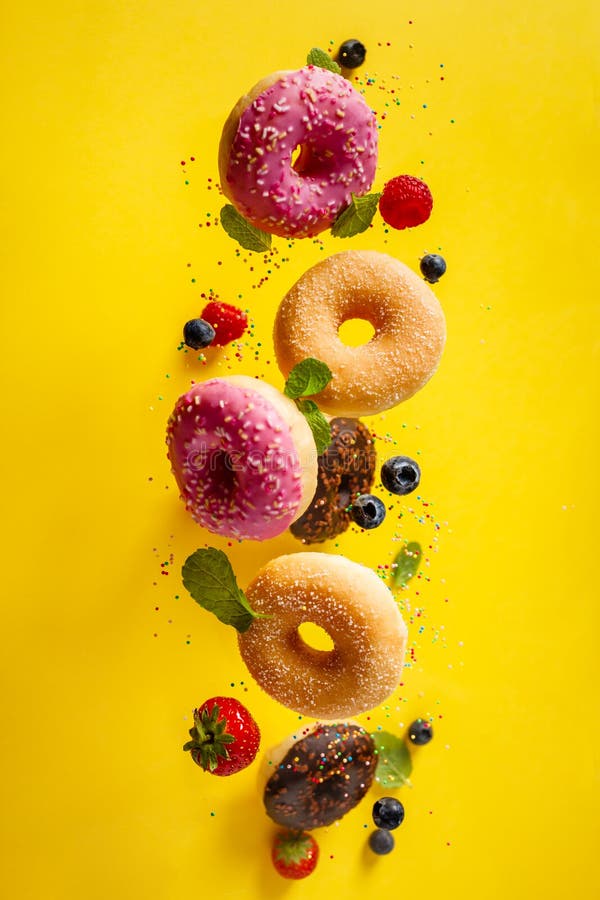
[291,417,376,543]
[264,722,377,829]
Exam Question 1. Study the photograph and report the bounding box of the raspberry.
[200,301,248,346]
[379,175,433,230]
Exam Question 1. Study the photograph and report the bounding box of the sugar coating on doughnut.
[219,66,378,238]
[166,376,317,541]
[263,722,377,830]
[238,553,408,718]
[273,250,447,416]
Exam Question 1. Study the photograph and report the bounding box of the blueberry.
[372,797,405,830]
[408,718,433,745]
[368,828,395,855]
[380,456,421,496]
[183,318,215,350]
[420,254,447,284]
[351,494,386,529]
[338,39,367,69]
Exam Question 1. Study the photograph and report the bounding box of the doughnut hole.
[337,317,376,347]
[209,449,238,499]
[297,621,335,652]
[291,143,313,175]
[291,141,335,181]
[336,473,352,509]
[314,774,348,804]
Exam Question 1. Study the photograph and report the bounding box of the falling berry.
[338,39,367,69]
[372,797,405,830]
[368,828,395,855]
[201,301,248,346]
[183,319,215,350]
[379,175,433,230]
[420,254,447,284]
[408,718,434,745]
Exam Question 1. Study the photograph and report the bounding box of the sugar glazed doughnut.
[273,250,447,416]
[166,376,317,541]
[238,553,407,718]
[290,417,376,543]
[218,66,378,238]
[262,722,377,830]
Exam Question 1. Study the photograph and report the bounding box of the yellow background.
[1,1,598,897]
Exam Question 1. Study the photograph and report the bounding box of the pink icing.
[225,66,378,238]
[166,379,305,541]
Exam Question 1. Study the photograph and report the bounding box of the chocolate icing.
[290,418,376,543]
[264,722,377,829]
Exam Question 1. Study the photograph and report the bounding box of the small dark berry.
[372,797,405,830]
[351,494,386,529]
[368,829,395,855]
[380,456,421,496]
[338,39,367,69]
[420,254,447,284]
[408,718,433,745]
[183,318,215,350]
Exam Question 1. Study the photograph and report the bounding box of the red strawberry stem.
[182,703,235,771]
[274,830,314,865]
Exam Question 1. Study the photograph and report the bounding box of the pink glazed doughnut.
[166,376,318,541]
[218,65,378,238]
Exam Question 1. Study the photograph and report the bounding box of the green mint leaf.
[283,358,333,399]
[392,541,422,588]
[372,731,413,788]
[296,399,332,455]
[306,47,341,74]
[220,204,272,253]
[331,192,382,238]
[182,547,259,633]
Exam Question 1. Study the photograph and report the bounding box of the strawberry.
[200,300,248,346]
[182,696,260,776]
[271,830,319,879]
[379,174,433,230]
